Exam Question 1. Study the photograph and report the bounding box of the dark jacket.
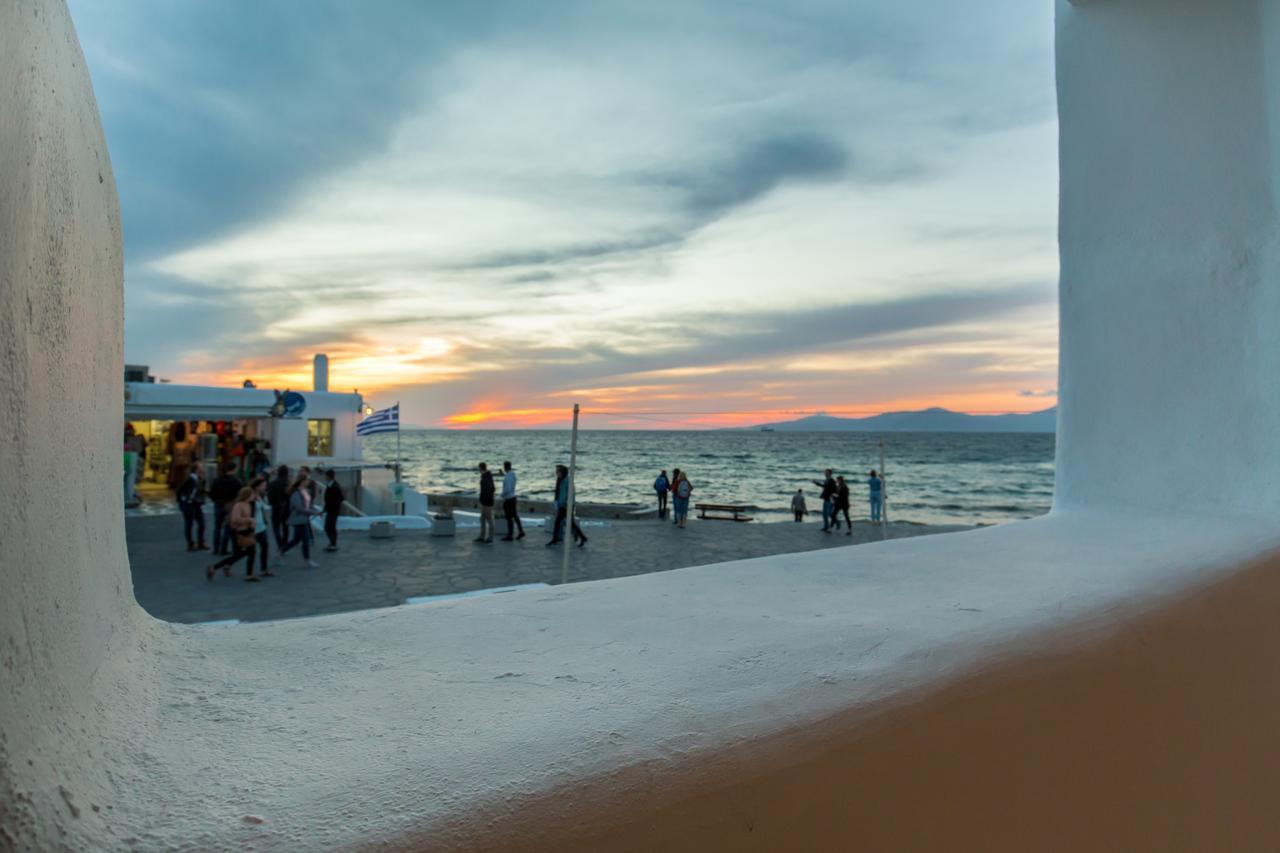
[479,471,495,506]
[209,473,242,507]
[654,475,669,494]
[267,475,289,508]
[813,476,837,501]
[835,483,850,510]
[323,480,345,514]
[177,473,205,505]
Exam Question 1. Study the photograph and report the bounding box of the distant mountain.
[738,406,1057,433]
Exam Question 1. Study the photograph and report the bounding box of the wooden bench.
[696,503,753,522]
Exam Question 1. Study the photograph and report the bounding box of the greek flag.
[357,404,400,437]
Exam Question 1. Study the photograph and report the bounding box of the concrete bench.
[696,502,754,522]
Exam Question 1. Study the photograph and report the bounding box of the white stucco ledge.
[133,514,1280,849]
[10,0,1280,848]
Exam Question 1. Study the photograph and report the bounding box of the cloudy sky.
[70,0,1059,428]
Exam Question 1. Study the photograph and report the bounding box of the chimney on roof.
[313,354,329,392]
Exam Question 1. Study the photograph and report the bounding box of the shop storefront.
[124,374,365,496]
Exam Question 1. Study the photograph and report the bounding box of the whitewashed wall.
[6,0,1280,849]
[0,0,163,844]
[1054,0,1280,516]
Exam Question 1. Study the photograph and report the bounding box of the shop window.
[307,419,334,457]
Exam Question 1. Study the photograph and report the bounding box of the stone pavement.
[126,514,974,624]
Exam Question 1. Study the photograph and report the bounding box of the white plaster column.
[1055,0,1280,515]
[0,0,162,846]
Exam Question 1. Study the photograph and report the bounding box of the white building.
[123,354,364,488]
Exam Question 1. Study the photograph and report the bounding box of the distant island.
[735,406,1057,433]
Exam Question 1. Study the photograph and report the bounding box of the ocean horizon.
[365,430,1055,526]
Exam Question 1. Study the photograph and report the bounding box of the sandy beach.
[126,514,974,624]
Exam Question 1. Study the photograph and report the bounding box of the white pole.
[561,403,580,584]
[395,401,403,515]
[879,440,889,540]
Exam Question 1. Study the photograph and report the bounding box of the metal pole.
[561,403,580,584]
[879,440,889,540]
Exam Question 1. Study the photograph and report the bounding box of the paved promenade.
[126,514,973,624]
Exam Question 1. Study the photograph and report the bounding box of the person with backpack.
[811,469,838,533]
[177,461,208,552]
[176,461,208,548]
[671,470,694,529]
[653,470,670,519]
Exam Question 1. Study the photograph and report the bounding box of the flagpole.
[561,403,579,584]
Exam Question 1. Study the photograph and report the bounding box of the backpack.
[676,479,692,499]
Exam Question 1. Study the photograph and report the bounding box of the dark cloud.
[670,133,849,217]
[429,281,1057,397]
[70,0,527,261]
[455,230,684,272]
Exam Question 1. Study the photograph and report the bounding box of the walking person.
[322,469,344,552]
[791,488,807,522]
[547,464,587,547]
[669,469,682,525]
[267,465,291,548]
[834,476,853,535]
[812,469,837,533]
[671,470,694,529]
[278,471,321,568]
[868,469,884,524]
[206,487,260,581]
[249,476,274,578]
[475,462,496,543]
[654,470,670,519]
[208,462,243,555]
[500,461,524,541]
[299,465,323,507]
[177,461,209,551]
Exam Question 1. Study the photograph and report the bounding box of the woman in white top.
[249,476,274,577]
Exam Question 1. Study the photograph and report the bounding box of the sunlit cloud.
[72,0,1059,427]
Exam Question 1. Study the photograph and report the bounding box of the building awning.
[125,405,275,420]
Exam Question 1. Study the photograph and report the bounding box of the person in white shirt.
[500,460,525,540]
[250,476,275,577]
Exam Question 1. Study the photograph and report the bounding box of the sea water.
[364,430,1055,526]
